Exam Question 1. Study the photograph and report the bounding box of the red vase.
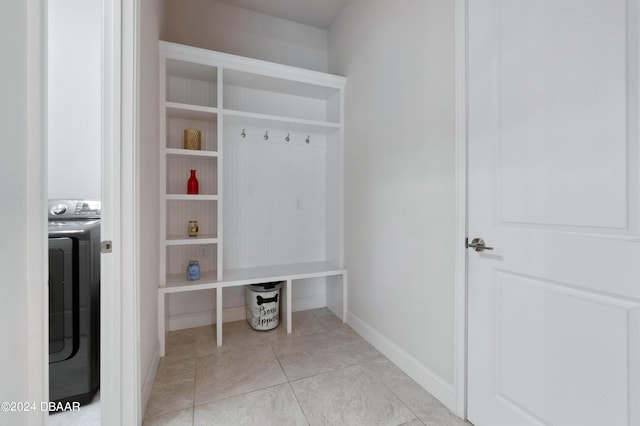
[187,169,199,194]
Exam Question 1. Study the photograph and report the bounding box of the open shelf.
[166,156,217,196]
[166,103,219,120]
[224,68,340,100]
[164,270,219,291]
[223,109,340,134]
[166,59,217,108]
[165,194,218,201]
[165,148,218,158]
[222,67,341,124]
[161,261,345,293]
[222,261,345,283]
[166,59,218,83]
[165,105,218,152]
[166,234,219,245]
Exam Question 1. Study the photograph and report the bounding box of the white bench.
[158,261,347,356]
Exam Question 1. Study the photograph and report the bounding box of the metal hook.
[241,128,246,138]
[305,135,310,144]
[264,130,269,140]
[285,133,290,142]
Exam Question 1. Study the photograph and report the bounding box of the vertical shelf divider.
[217,67,224,282]
[158,55,169,354]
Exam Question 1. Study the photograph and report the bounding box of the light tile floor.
[48,391,100,425]
[144,308,468,426]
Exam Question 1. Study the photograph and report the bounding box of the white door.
[467,1,640,425]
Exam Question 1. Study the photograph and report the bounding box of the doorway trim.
[26,0,48,422]
[100,0,140,424]
[25,0,138,423]
[453,0,469,419]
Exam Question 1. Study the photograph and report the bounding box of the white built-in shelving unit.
[158,41,347,355]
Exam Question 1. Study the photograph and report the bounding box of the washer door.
[48,237,79,363]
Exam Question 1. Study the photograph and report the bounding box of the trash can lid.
[247,281,283,292]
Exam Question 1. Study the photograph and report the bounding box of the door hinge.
[101,240,113,253]
[465,237,469,248]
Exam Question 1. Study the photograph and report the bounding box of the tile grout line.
[272,320,329,426]
[143,406,195,424]
[192,380,289,410]
[190,343,198,426]
[381,377,423,425]
[151,311,375,424]
[146,332,201,423]
[285,381,312,426]
[200,337,285,406]
[270,342,312,425]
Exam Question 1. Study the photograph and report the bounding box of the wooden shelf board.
[166,103,219,120]
[163,271,219,293]
[223,110,340,134]
[222,261,345,283]
[160,261,345,294]
[165,194,218,201]
[165,235,218,245]
[165,148,218,158]
[166,58,217,83]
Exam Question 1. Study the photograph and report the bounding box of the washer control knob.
[51,204,67,215]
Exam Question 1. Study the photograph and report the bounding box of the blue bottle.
[186,260,200,281]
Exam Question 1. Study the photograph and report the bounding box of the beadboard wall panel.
[167,74,217,108]
[166,200,218,238]
[166,244,218,275]
[166,116,218,151]
[166,157,218,195]
[223,84,329,122]
[223,123,327,269]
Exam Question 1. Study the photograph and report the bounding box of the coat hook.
[305,135,310,144]
[264,130,269,140]
[241,128,246,138]
[285,133,290,142]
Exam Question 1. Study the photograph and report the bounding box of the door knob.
[468,238,494,252]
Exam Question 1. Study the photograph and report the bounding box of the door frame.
[453,0,469,419]
[26,1,48,422]
[100,0,140,424]
[23,0,139,423]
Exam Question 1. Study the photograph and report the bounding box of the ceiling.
[215,0,349,29]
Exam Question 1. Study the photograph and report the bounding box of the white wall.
[0,1,47,424]
[139,0,164,416]
[162,0,328,72]
[329,0,457,399]
[48,0,101,200]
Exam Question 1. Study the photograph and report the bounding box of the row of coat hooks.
[240,128,311,144]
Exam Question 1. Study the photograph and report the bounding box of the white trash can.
[245,281,283,331]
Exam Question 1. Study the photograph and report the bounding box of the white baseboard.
[169,310,214,331]
[222,306,247,323]
[169,306,246,331]
[169,296,326,331]
[140,343,161,420]
[291,295,326,312]
[346,310,457,413]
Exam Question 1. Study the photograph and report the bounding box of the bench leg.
[285,279,292,334]
[216,287,223,346]
[158,292,166,357]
